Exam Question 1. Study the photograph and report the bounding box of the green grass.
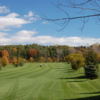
[0,62,100,100]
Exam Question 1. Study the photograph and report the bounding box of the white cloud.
[0,6,10,13]
[0,13,30,31]
[0,6,40,31]
[24,11,39,21]
[0,32,9,38]
[0,32,11,45]
[0,30,100,46]
[42,21,49,24]
[6,13,19,18]
[10,30,37,43]
[24,11,33,17]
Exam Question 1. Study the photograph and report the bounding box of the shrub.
[12,57,19,67]
[0,63,2,70]
[12,57,24,67]
[19,62,24,66]
[18,57,25,66]
[52,57,57,62]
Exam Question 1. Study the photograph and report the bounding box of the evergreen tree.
[84,50,99,79]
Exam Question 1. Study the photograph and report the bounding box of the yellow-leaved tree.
[47,58,53,62]
[12,56,18,67]
[65,53,85,70]
[29,57,34,62]
[1,56,9,67]
[38,57,45,62]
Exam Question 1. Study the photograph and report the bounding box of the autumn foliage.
[65,53,86,70]
[1,56,9,67]
[38,57,45,62]
[13,48,18,52]
[28,49,37,57]
[47,58,53,62]
[12,57,17,65]
[1,50,9,60]
[29,57,34,62]
[52,57,57,62]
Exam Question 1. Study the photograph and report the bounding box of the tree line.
[0,43,100,63]
[0,43,100,79]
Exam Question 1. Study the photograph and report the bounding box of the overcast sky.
[0,0,100,46]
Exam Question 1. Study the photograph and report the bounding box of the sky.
[0,0,100,46]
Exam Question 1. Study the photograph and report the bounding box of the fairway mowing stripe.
[6,65,48,78]
[28,63,54,78]
[0,79,16,98]
[2,79,19,100]
[23,64,47,78]
[69,82,84,99]
[89,80,100,89]
[0,63,37,77]
[0,63,40,79]
[60,67,76,99]
[85,81,99,92]
[49,63,72,99]
[4,68,40,79]
[0,63,31,73]
[0,63,100,100]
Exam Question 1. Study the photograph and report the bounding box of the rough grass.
[0,62,100,100]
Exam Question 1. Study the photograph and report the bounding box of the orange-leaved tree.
[28,49,37,57]
[1,50,9,60]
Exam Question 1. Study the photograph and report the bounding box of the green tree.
[84,50,99,79]
[85,50,98,65]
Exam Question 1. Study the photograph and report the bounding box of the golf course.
[0,62,100,100]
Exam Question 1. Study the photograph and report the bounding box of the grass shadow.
[61,95,100,100]
[80,91,100,94]
[67,80,85,82]
[56,76,87,82]
[56,76,86,80]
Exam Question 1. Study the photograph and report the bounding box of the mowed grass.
[0,63,100,100]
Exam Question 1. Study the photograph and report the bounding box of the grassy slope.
[0,63,100,100]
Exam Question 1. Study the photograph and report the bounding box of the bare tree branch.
[42,0,100,31]
[42,13,100,21]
